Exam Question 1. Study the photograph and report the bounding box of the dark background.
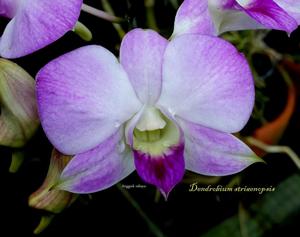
[1,1,300,236]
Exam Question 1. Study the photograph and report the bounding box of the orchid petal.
[0,0,18,18]
[236,0,298,34]
[0,0,83,58]
[58,128,135,193]
[208,0,265,34]
[274,0,300,23]
[158,34,254,133]
[134,143,185,199]
[36,45,141,155]
[180,119,262,176]
[120,29,168,104]
[172,0,215,37]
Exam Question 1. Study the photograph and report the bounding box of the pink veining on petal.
[236,0,298,33]
[0,0,83,58]
[158,34,254,133]
[58,128,135,193]
[0,0,19,18]
[120,29,168,104]
[173,0,216,36]
[179,119,261,176]
[274,0,300,24]
[36,45,141,155]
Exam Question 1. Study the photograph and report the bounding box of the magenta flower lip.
[36,28,261,197]
[0,0,83,58]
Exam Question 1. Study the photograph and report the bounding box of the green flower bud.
[29,149,78,234]
[29,149,77,213]
[0,59,39,148]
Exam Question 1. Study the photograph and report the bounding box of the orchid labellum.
[36,29,261,198]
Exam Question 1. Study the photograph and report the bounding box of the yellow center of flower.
[133,107,180,156]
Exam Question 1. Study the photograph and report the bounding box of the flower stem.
[246,137,300,169]
[277,64,293,86]
[145,0,159,31]
[101,0,126,39]
[81,3,123,23]
[9,150,24,173]
[33,214,55,234]
[169,0,179,8]
[238,202,250,237]
[116,184,166,237]
[154,188,161,203]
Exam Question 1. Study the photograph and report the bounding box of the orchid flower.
[36,29,261,198]
[0,0,82,58]
[173,0,300,37]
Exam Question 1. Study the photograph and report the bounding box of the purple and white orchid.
[0,0,82,58]
[173,0,300,37]
[36,28,261,198]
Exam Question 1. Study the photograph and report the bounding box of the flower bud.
[29,149,77,213]
[0,58,39,148]
[29,149,78,233]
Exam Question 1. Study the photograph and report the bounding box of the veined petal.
[36,45,141,155]
[132,112,185,198]
[57,128,135,193]
[158,34,254,133]
[236,0,298,34]
[0,0,19,18]
[274,0,300,23]
[120,29,168,104]
[180,119,262,176]
[0,0,83,58]
[172,0,216,37]
[208,0,265,34]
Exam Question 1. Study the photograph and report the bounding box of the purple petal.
[180,119,262,176]
[58,128,135,193]
[120,29,168,104]
[158,34,254,133]
[0,0,83,58]
[208,0,265,34]
[0,0,18,18]
[274,0,300,24]
[237,0,298,33]
[36,45,141,155]
[172,0,215,37]
[134,143,185,199]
